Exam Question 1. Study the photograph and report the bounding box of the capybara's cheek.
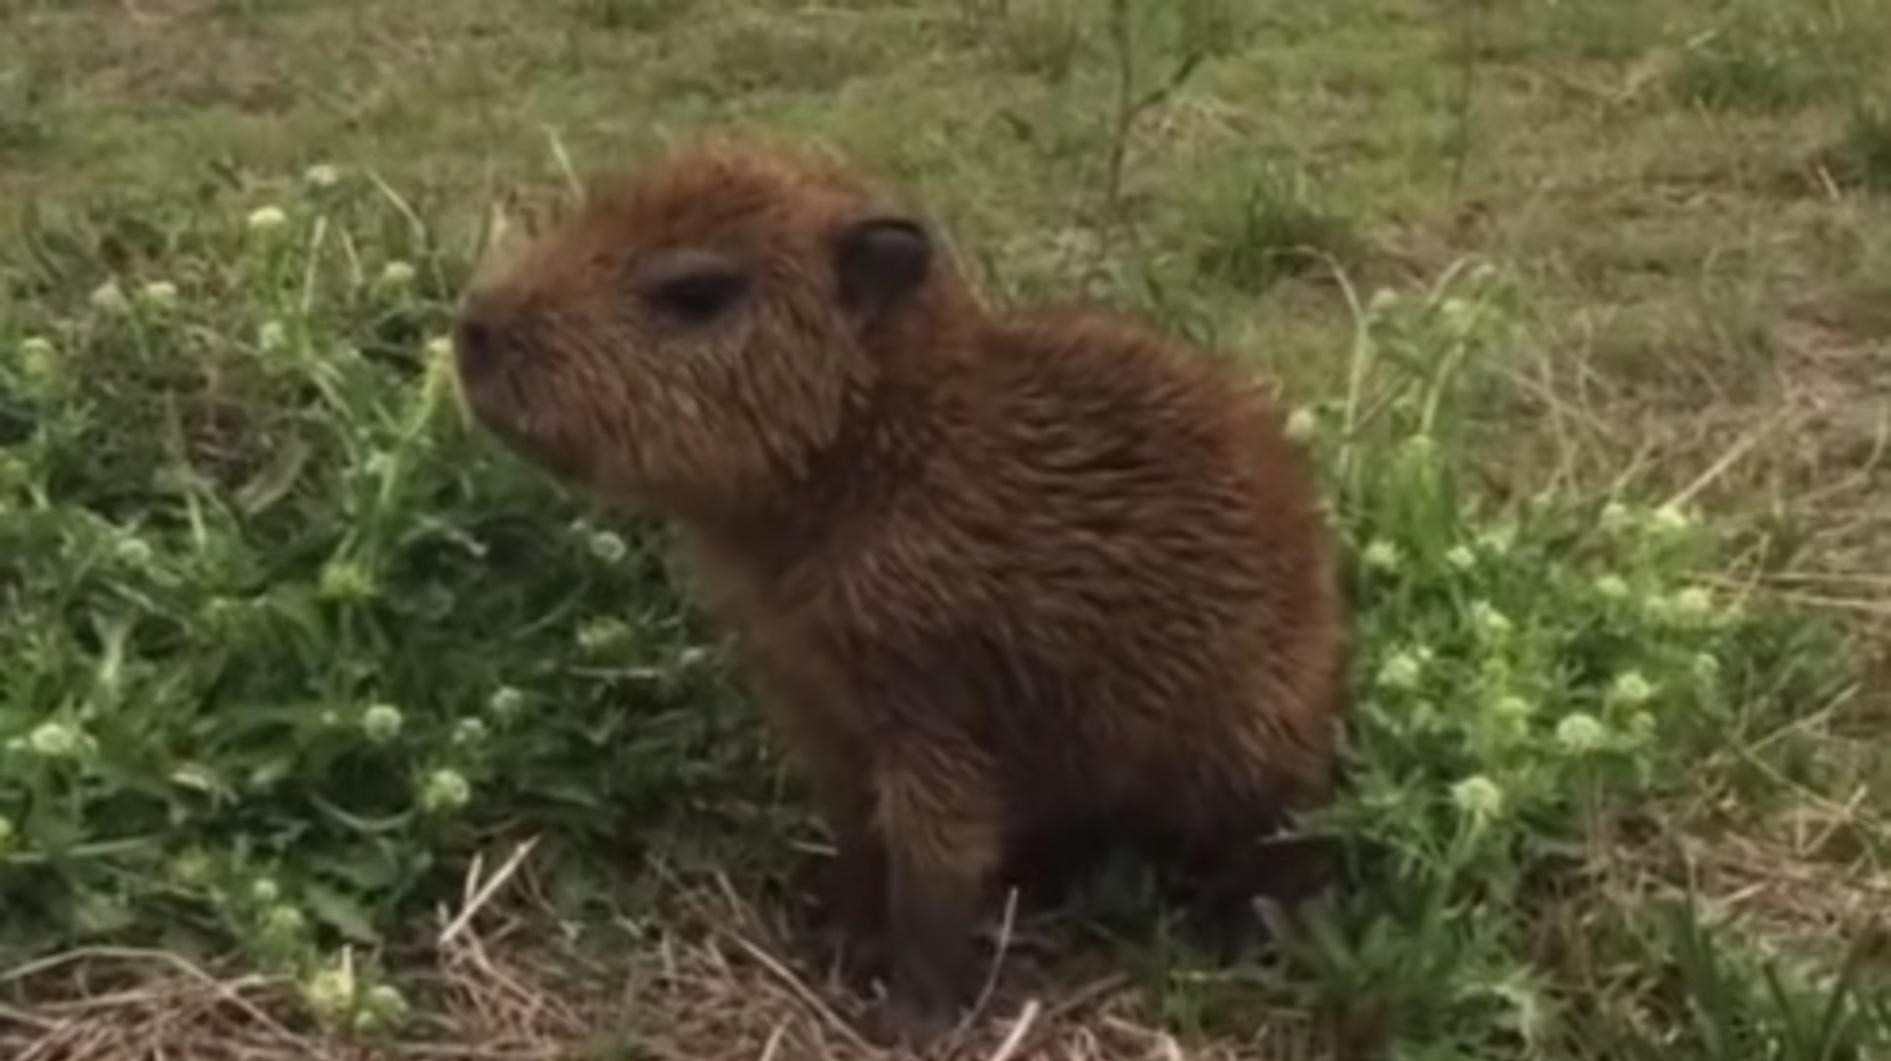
[453,363,585,482]
[455,367,527,445]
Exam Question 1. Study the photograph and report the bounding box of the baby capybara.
[451,139,1346,1045]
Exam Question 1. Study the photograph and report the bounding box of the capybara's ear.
[834,215,931,322]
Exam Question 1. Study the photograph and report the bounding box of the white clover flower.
[139,280,179,308]
[1667,586,1714,624]
[1445,545,1477,571]
[425,335,453,361]
[1470,601,1513,640]
[361,452,396,480]
[261,903,307,943]
[1627,712,1656,741]
[378,260,416,288]
[577,617,635,655]
[250,877,281,905]
[28,721,84,758]
[1438,296,1476,333]
[199,597,238,627]
[1609,671,1654,707]
[1361,539,1402,574]
[258,320,288,353]
[421,769,471,813]
[303,956,357,1021]
[113,535,155,566]
[90,281,130,314]
[1594,574,1630,600]
[588,531,628,564]
[15,337,60,397]
[1555,712,1607,754]
[363,983,410,1026]
[1600,502,1634,534]
[487,685,526,720]
[319,560,377,601]
[1451,775,1504,822]
[1490,693,1533,720]
[1284,406,1319,442]
[168,848,215,887]
[247,205,289,233]
[304,163,341,188]
[451,717,488,747]
[1377,650,1424,692]
[361,703,404,744]
[1650,504,1692,535]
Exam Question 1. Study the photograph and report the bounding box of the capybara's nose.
[452,301,505,380]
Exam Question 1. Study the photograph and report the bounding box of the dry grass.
[1,843,1328,1061]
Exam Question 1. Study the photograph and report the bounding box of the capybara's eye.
[638,250,748,326]
[652,271,744,323]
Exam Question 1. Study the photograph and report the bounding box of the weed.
[571,0,685,33]
[1564,897,1891,1059]
[1668,3,1881,113]
[1255,262,1873,1056]
[0,65,53,158]
[1836,96,1891,192]
[1169,0,1250,62]
[0,175,761,1021]
[1095,0,1209,248]
[1191,161,1360,294]
[1540,0,1672,61]
[981,0,1091,83]
[645,12,890,100]
[1674,36,1814,112]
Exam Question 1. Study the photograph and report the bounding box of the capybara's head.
[452,141,948,514]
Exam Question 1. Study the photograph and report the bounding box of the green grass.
[1836,96,1891,191]
[3,0,1889,1057]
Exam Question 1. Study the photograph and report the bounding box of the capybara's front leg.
[823,804,890,981]
[868,749,1001,1047]
[793,742,891,982]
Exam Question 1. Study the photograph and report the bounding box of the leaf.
[235,435,312,516]
[304,841,403,891]
[301,879,381,944]
[308,792,415,835]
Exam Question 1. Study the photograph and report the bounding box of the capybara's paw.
[860,992,958,1052]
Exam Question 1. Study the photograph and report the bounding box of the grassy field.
[2,0,1889,1058]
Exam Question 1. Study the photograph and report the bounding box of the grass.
[2,0,1890,1058]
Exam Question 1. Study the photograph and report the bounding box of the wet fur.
[452,140,1347,1045]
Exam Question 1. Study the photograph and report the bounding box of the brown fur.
[452,139,1348,1044]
